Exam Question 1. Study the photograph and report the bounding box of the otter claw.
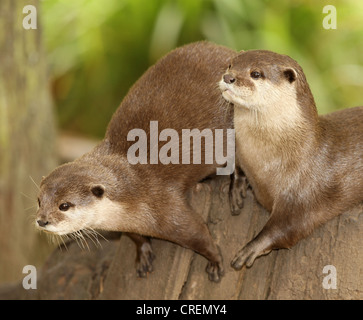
[206,261,224,282]
[229,173,248,216]
[135,242,155,278]
[231,241,271,270]
[231,249,257,270]
[230,193,244,216]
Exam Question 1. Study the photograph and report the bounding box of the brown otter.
[219,50,363,269]
[35,42,237,282]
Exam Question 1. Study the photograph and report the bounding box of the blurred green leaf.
[41,0,363,137]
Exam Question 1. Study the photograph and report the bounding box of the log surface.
[1,176,362,299]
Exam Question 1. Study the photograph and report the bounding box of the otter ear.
[283,68,297,83]
[91,184,105,198]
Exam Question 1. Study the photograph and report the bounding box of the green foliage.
[41,0,363,138]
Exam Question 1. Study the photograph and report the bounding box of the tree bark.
[0,0,56,283]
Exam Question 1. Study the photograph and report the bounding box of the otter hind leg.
[229,166,248,215]
[126,233,155,277]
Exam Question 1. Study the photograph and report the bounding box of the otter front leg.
[229,166,248,215]
[160,205,224,282]
[231,232,273,269]
[231,207,314,270]
[126,233,155,277]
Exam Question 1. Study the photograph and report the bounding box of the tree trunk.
[0,0,56,283]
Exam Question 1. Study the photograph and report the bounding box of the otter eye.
[250,71,262,79]
[59,202,72,211]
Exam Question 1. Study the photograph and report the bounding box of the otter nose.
[223,74,235,84]
[37,220,49,227]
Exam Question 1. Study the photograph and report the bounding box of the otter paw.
[206,261,224,283]
[135,242,155,278]
[231,241,271,270]
[229,175,248,216]
[229,188,244,216]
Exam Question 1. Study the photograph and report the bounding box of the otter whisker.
[27,211,38,225]
[48,233,57,246]
[88,227,108,242]
[68,232,79,248]
[25,204,38,213]
[20,192,34,201]
[25,205,37,211]
[50,234,62,250]
[58,235,69,251]
[61,234,70,251]
[69,231,84,250]
[29,175,40,191]
[83,228,101,248]
[46,233,67,251]
[54,235,61,250]
[77,230,90,251]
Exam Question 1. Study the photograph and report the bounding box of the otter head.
[35,161,119,235]
[219,50,303,111]
[219,50,319,134]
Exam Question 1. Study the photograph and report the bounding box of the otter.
[35,42,237,282]
[219,50,363,269]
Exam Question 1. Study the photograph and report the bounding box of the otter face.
[35,163,112,235]
[219,50,298,111]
